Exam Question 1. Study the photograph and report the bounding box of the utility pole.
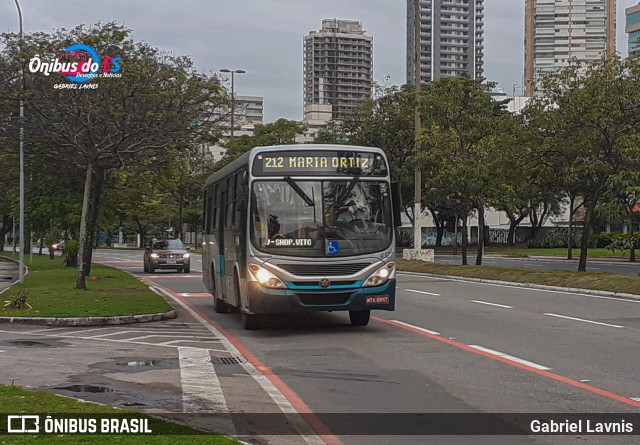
[13,0,25,282]
[414,0,422,251]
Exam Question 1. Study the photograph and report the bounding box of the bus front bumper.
[246,279,396,314]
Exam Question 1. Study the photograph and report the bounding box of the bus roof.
[204,144,386,189]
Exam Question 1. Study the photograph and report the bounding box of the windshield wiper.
[336,176,360,207]
[284,176,315,207]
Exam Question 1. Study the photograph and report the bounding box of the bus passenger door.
[216,191,227,299]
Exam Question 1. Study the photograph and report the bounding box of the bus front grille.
[277,263,370,276]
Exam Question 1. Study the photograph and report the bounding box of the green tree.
[0,23,226,288]
[418,76,508,265]
[526,56,640,271]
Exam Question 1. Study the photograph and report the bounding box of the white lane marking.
[89,331,140,338]
[27,327,68,333]
[125,334,218,342]
[632,398,640,402]
[544,313,625,329]
[389,320,440,335]
[469,345,552,371]
[160,340,225,349]
[405,289,441,296]
[471,300,513,309]
[49,327,109,336]
[159,288,325,445]
[178,347,235,434]
[397,272,640,304]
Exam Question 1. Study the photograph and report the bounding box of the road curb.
[396,270,640,301]
[0,309,177,326]
[485,254,638,266]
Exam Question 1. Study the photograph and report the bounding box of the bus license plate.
[366,295,389,304]
[166,260,177,265]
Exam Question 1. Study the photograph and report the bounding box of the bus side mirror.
[391,182,402,228]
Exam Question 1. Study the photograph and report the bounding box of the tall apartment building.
[524,0,616,96]
[406,0,485,85]
[303,19,373,120]
[627,2,640,59]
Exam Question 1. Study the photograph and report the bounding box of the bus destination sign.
[252,150,388,176]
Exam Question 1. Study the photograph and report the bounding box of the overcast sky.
[0,1,636,122]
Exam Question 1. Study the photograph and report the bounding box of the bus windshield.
[250,179,392,257]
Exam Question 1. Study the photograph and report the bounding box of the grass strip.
[0,384,239,444]
[0,253,173,317]
[397,261,640,295]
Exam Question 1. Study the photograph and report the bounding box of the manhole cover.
[218,356,246,365]
[54,385,113,393]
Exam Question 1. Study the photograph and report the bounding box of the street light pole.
[219,68,246,141]
[413,0,422,250]
[13,0,25,283]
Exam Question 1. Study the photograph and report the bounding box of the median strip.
[544,313,625,329]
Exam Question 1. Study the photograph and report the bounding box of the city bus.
[202,145,401,329]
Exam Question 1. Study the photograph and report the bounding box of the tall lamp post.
[219,68,246,141]
[13,0,25,283]
[413,0,422,251]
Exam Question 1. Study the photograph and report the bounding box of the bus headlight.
[183,253,190,259]
[249,265,287,289]
[150,253,159,259]
[363,263,394,287]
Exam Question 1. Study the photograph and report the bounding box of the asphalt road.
[2,248,639,444]
[432,253,640,276]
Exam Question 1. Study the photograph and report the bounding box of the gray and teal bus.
[202,145,401,329]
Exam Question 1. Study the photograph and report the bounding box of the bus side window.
[212,184,219,230]
[226,176,234,228]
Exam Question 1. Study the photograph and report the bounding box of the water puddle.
[121,401,146,407]
[54,384,113,393]
[116,360,159,367]
[7,340,53,347]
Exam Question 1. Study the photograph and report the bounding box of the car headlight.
[183,253,190,259]
[150,253,159,259]
[363,263,394,287]
[249,265,287,289]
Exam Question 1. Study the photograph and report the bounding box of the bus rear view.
[202,145,401,329]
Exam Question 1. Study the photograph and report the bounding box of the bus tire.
[229,271,241,313]
[349,310,370,326]
[241,310,260,330]
[212,276,230,314]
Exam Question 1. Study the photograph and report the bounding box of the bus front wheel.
[349,310,370,326]
[212,282,231,314]
[241,310,260,330]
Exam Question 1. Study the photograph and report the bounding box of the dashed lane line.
[470,300,513,309]
[374,317,640,408]
[404,289,441,296]
[468,345,551,370]
[544,313,625,329]
[388,320,440,336]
